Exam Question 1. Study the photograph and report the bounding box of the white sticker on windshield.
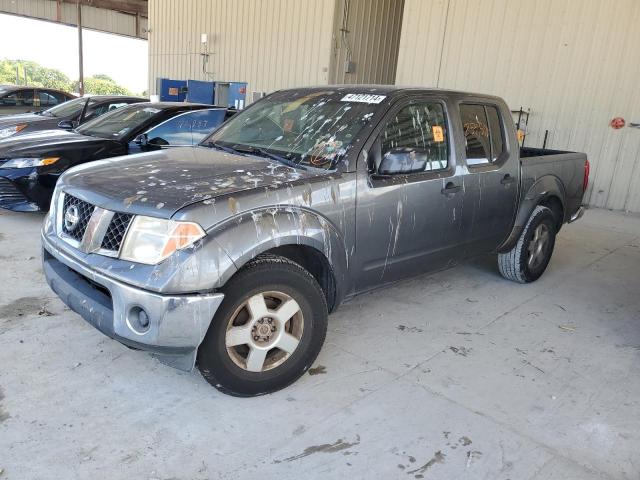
[341,93,386,104]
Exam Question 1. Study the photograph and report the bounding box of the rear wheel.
[498,205,557,283]
[197,255,328,396]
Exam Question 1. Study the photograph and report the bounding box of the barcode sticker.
[341,93,386,104]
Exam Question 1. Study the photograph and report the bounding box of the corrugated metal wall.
[148,0,336,98]
[0,0,148,39]
[396,0,640,212]
[329,0,404,85]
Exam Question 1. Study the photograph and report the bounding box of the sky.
[0,13,148,93]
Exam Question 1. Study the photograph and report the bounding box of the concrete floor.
[0,207,639,480]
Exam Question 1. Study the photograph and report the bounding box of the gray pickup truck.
[42,86,589,396]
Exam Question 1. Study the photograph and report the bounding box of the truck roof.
[274,84,503,102]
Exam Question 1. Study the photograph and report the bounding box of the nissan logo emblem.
[64,205,80,231]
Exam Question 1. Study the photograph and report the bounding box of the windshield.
[43,97,87,118]
[205,90,383,169]
[76,104,161,139]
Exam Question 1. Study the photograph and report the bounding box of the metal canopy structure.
[0,0,148,39]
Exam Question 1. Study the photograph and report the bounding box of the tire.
[197,254,328,397]
[498,205,557,283]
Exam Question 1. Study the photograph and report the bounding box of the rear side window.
[380,102,449,173]
[460,104,504,166]
[146,109,227,146]
[0,90,34,107]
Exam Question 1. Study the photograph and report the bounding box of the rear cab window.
[460,103,505,167]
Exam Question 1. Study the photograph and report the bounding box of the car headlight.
[119,216,206,265]
[1,157,60,168]
[0,124,27,139]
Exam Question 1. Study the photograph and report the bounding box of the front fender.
[498,174,566,252]
[208,206,349,293]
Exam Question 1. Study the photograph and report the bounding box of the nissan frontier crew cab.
[42,86,589,396]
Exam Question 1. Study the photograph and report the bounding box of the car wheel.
[197,254,328,396]
[498,205,557,283]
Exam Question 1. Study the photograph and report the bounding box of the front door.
[354,98,465,292]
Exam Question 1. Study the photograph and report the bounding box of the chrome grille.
[101,212,133,252]
[61,194,95,241]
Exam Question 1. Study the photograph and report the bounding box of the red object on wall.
[610,117,625,129]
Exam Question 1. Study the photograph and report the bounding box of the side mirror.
[133,133,148,147]
[378,148,428,175]
[57,120,76,130]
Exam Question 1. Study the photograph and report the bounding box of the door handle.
[441,182,462,195]
[501,174,515,185]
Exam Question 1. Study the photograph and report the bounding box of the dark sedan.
[0,102,233,211]
[0,95,148,140]
[0,85,76,116]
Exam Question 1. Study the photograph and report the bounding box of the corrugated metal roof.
[0,0,148,39]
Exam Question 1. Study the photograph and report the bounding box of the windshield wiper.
[205,141,306,170]
[205,141,239,155]
[231,144,307,170]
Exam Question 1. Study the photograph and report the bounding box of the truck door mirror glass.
[57,120,76,130]
[133,133,148,146]
[378,148,430,175]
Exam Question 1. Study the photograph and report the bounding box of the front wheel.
[197,255,328,396]
[498,205,557,283]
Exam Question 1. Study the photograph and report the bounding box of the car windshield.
[204,90,383,169]
[76,104,162,139]
[42,97,87,118]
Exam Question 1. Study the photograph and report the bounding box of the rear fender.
[498,175,566,253]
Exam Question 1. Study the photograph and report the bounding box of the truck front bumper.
[42,234,225,371]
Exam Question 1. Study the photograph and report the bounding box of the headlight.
[119,216,206,265]
[0,124,27,139]
[1,157,60,168]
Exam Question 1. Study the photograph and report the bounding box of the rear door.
[458,102,519,253]
[354,96,465,291]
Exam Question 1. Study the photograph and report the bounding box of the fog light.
[127,306,151,334]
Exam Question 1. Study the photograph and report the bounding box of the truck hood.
[0,129,117,158]
[60,146,328,218]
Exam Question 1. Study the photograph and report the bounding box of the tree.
[74,76,132,95]
[0,59,73,91]
[0,59,134,95]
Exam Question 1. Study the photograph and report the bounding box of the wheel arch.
[498,175,566,253]
[208,206,349,311]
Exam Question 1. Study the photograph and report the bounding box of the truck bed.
[519,147,587,223]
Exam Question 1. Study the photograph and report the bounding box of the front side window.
[206,90,381,170]
[76,104,161,139]
[39,91,58,107]
[460,104,504,166]
[379,102,449,174]
[83,100,129,122]
[53,92,71,104]
[146,109,227,146]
